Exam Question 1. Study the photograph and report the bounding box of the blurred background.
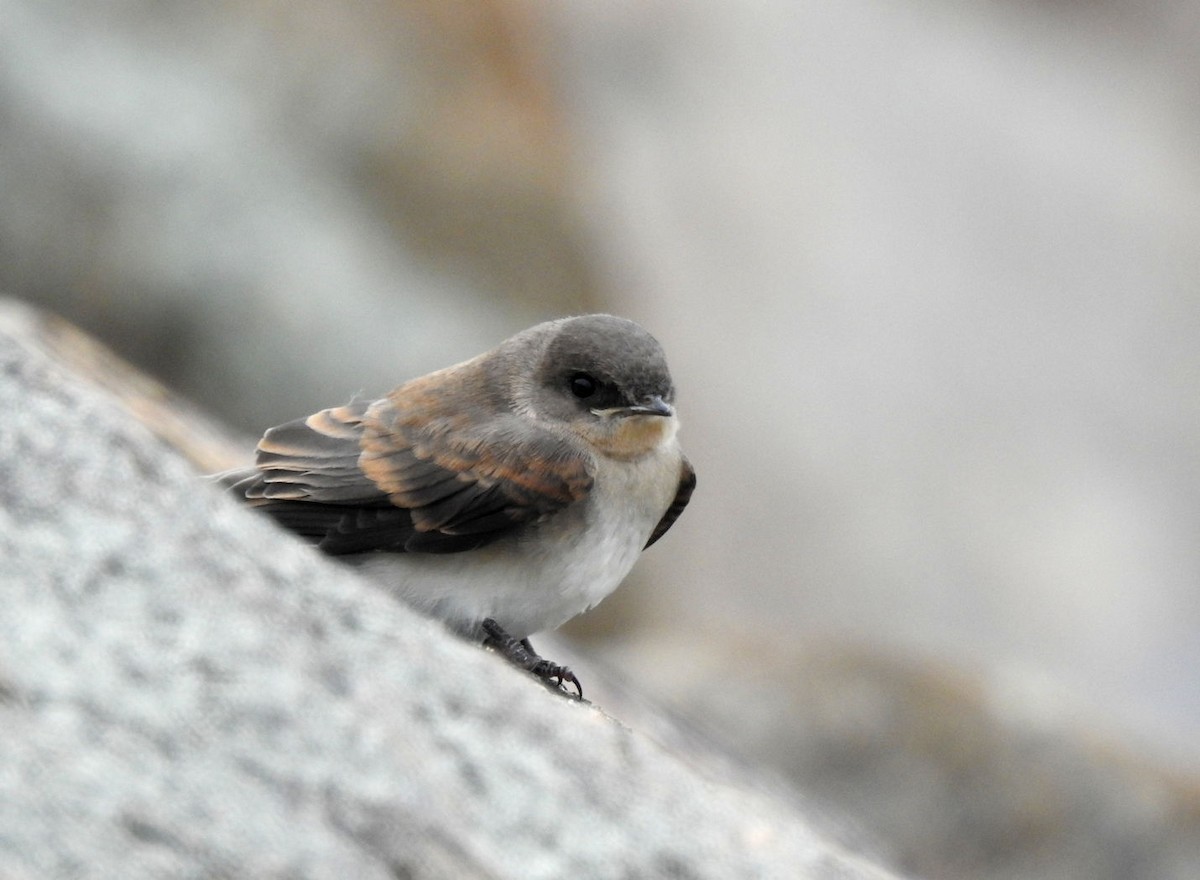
[4,0,1200,875]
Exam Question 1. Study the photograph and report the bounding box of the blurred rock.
[591,627,1200,880]
[0,298,906,879]
[0,0,597,433]
[364,1,598,310]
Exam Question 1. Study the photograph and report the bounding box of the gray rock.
[0,0,595,434]
[0,299,907,880]
[592,631,1200,880]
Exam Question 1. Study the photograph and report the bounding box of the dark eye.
[569,372,597,398]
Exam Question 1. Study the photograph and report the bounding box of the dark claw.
[481,618,584,699]
[530,660,583,699]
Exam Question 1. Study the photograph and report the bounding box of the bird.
[220,314,695,698]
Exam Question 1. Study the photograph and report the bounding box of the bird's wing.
[644,455,696,549]
[226,378,594,555]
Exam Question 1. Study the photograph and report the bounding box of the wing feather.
[224,370,594,555]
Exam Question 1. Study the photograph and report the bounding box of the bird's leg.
[480,618,583,699]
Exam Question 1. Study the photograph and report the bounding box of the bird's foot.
[481,618,583,699]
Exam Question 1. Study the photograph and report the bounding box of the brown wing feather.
[360,367,593,543]
[239,401,386,504]
[644,456,695,549]
[226,365,594,555]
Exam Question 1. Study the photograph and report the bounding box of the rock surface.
[0,298,906,879]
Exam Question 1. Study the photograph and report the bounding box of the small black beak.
[625,395,674,417]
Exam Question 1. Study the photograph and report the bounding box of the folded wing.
[225,380,594,554]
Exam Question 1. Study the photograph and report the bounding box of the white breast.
[351,440,683,639]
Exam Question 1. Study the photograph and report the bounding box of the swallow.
[221,314,695,698]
